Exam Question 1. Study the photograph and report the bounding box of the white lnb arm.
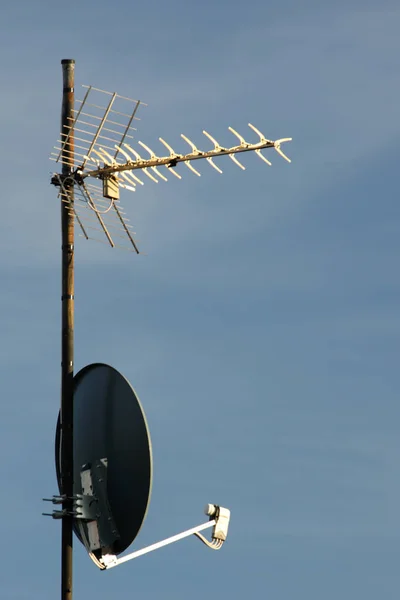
[100,504,231,570]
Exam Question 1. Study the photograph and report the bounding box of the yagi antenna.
[48,59,292,600]
[51,82,292,253]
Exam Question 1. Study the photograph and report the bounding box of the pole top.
[61,59,75,65]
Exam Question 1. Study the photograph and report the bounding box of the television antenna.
[47,59,292,600]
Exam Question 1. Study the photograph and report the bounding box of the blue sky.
[1,0,399,598]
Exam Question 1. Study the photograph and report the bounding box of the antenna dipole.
[60,58,75,600]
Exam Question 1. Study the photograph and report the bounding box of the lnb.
[204,504,231,542]
[204,503,218,517]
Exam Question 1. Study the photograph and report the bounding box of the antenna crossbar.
[80,128,292,180]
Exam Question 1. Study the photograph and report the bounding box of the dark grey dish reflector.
[55,363,152,558]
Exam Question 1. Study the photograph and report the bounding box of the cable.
[194,532,223,550]
[79,180,116,214]
[87,195,115,214]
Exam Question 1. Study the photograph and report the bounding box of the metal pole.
[60,58,75,600]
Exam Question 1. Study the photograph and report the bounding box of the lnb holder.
[99,503,231,570]
[205,504,231,541]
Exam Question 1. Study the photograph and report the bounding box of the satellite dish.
[55,363,152,563]
[48,362,230,571]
